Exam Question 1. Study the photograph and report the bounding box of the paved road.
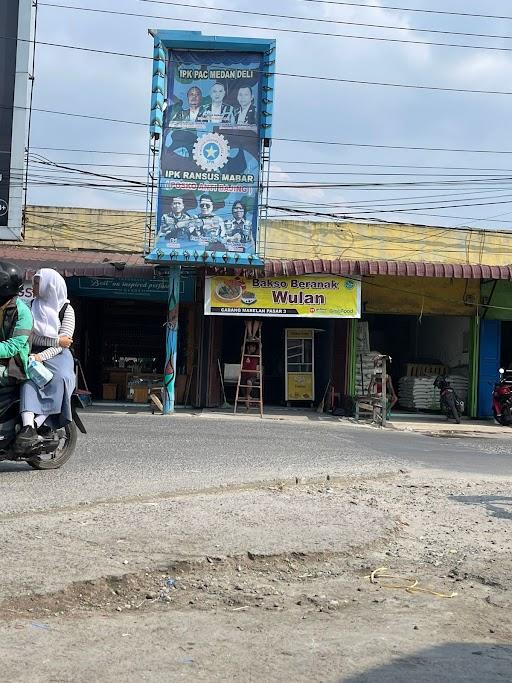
[1,409,512,515]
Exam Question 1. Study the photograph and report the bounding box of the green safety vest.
[0,298,33,383]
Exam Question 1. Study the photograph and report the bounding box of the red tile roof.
[2,246,511,281]
[0,246,152,279]
[264,259,512,279]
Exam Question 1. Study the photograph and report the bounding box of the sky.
[24,0,512,230]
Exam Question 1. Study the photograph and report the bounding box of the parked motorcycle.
[492,368,512,426]
[0,389,85,470]
[434,375,464,424]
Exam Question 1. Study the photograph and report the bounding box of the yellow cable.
[366,566,457,599]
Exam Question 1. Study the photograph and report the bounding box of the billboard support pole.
[145,137,160,253]
[257,138,271,261]
[163,266,181,414]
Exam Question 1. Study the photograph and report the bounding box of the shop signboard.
[0,0,31,239]
[204,274,361,318]
[20,281,34,302]
[66,276,195,303]
[145,31,276,267]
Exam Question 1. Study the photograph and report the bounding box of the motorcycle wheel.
[493,407,505,425]
[500,406,512,426]
[26,422,77,470]
[445,394,461,424]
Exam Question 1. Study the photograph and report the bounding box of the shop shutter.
[478,319,501,417]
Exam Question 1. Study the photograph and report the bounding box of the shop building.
[0,243,201,406]
[200,271,359,408]
[4,206,512,417]
[189,261,484,416]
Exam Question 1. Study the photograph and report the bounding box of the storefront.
[68,274,199,403]
[349,275,480,418]
[7,242,509,417]
[200,272,361,409]
[0,245,204,406]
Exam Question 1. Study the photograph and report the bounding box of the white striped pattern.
[32,304,76,362]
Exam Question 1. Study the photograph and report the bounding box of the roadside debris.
[367,566,457,598]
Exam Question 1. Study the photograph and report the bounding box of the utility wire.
[38,3,512,53]
[27,148,512,174]
[24,164,512,196]
[8,103,512,155]
[139,0,512,42]
[27,160,512,179]
[1,34,511,95]
[282,0,512,23]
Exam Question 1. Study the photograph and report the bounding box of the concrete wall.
[417,316,470,369]
[13,207,512,268]
[22,205,146,253]
[481,281,512,321]
[264,219,512,266]
[362,276,479,317]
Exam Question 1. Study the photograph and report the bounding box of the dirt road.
[2,468,512,680]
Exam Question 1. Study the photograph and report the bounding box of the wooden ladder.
[234,322,263,417]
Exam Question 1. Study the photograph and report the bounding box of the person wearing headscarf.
[16,268,76,448]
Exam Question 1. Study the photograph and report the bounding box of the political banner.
[205,275,362,318]
[147,43,273,266]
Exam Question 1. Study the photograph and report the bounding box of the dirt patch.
[2,470,512,681]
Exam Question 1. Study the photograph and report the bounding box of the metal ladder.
[234,322,263,417]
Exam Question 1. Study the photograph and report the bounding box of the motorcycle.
[434,375,464,424]
[492,368,512,426]
[0,389,86,470]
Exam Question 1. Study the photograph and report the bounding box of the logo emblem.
[0,199,7,217]
[192,133,229,172]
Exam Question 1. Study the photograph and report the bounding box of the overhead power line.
[26,160,512,190]
[138,0,512,42]
[31,146,149,156]
[39,3,512,53]
[9,103,512,155]
[27,148,512,175]
[27,158,512,178]
[283,0,512,23]
[1,34,511,96]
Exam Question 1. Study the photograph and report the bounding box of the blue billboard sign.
[145,31,276,268]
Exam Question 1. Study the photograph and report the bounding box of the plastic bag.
[27,359,54,388]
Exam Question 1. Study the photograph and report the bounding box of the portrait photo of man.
[194,194,226,242]
[171,85,203,124]
[234,85,257,126]
[159,196,192,240]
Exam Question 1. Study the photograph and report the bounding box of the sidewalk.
[89,401,512,437]
[387,412,512,438]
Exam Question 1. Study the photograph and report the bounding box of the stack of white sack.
[398,373,469,411]
[445,374,469,405]
[355,351,382,395]
[398,376,440,410]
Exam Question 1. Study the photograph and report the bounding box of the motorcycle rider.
[0,262,33,439]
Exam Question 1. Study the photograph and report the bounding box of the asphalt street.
[1,409,512,515]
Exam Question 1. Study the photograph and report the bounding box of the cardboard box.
[133,386,149,404]
[102,383,117,400]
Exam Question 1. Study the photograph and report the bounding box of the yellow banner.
[287,373,314,401]
[205,274,361,318]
